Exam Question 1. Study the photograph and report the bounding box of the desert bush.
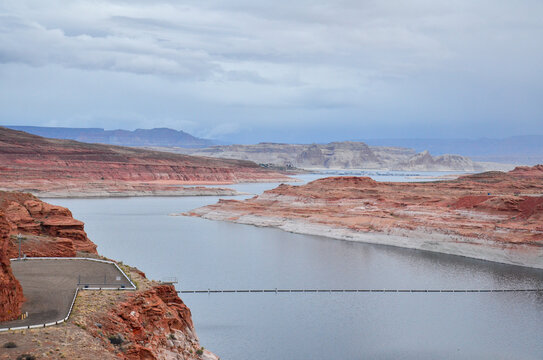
[108,334,124,345]
[16,355,36,360]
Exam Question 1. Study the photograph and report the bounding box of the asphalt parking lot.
[0,258,133,329]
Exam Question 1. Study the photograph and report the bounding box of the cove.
[51,173,543,360]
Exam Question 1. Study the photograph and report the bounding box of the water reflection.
[50,173,543,360]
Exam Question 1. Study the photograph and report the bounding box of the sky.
[1,0,542,143]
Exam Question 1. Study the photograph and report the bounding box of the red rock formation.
[0,190,97,321]
[0,192,216,358]
[90,284,216,360]
[0,127,290,196]
[0,210,25,321]
[190,165,543,267]
[0,191,97,257]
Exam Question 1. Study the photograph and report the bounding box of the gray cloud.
[0,0,542,142]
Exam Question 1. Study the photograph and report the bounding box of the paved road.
[0,259,132,329]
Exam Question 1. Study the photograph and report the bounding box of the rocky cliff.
[0,190,96,321]
[0,127,290,196]
[76,283,217,360]
[188,165,543,268]
[0,193,217,359]
[0,191,97,257]
[0,210,25,322]
[166,141,511,171]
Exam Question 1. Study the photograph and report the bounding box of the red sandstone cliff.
[189,165,543,268]
[0,190,96,321]
[78,284,217,360]
[0,193,216,358]
[0,191,96,257]
[0,126,290,196]
[0,210,25,322]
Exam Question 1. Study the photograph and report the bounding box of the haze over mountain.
[5,125,520,170]
[361,136,543,165]
[6,126,216,148]
[0,126,288,197]
[170,142,511,172]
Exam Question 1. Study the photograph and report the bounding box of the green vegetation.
[3,341,17,348]
[108,334,124,345]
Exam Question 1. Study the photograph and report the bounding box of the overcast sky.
[1,0,542,143]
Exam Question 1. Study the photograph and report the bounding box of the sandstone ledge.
[187,166,543,269]
[191,209,543,269]
[0,192,218,359]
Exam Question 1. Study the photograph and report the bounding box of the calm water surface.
[51,172,543,360]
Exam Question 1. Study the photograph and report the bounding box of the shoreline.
[0,178,296,199]
[34,188,250,198]
[186,209,543,269]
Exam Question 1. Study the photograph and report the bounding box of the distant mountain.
[0,126,289,196]
[163,142,512,172]
[5,126,215,148]
[360,136,543,165]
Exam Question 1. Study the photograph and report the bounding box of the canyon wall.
[0,192,216,359]
[188,165,543,268]
[79,283,217,360]
[0,190,96,321]
[0,191,96,257]
[0,127,290,196]
[166,141,513,171]
[0,210,25,321]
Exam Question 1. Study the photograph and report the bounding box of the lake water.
[50,172,543,360]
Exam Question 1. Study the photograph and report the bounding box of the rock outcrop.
[0,211,25,321]
[82,284,217,360]
[0,127,290,196]
[165,141,512,171]
[0,191,97,257]
[0,192,217,358]
[188,165,543,268]
[0,189,96,320]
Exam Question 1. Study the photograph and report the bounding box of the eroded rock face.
[0,210,25,321]
[0,192,216,358]
[0,191,98,321]
[0,191,97,257]
[169,141,511,171]
[0,127,290,196]
[90,284,217,360]
[189,166,543,268]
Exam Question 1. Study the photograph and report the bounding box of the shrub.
[196,347,204,355]
[108,334,124,345]
[3,342,17,348]
[17,355,36,360]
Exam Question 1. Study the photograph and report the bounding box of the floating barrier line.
[178,288,543,294]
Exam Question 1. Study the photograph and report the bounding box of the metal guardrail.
[9,257,137,290]
[0,257,137,332]
[0,288,79,332]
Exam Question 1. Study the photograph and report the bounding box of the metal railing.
[0,257,137,332]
